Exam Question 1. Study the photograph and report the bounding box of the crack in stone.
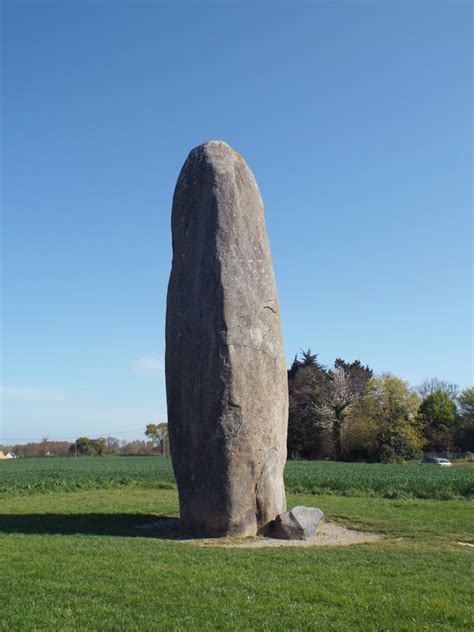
[263,305,278,314]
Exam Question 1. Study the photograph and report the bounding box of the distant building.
[0,451,16,459]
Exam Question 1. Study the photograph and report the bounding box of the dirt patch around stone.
[192,523,381,548]
[135,518,381,547]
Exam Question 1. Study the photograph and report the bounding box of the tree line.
[1,437,164,458]
[68,430,170,457]
[1,425,171,458]
[288,350,474,462]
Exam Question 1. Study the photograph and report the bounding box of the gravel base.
[192,523,382,548]
[136,519,381,547]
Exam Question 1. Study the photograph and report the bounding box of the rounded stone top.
[191,140,245,164]
[175,140,259,201]
[200,139,232,150]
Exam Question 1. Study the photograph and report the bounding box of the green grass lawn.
[1,481,473,630]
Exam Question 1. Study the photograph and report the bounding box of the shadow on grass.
[0,513,193,539]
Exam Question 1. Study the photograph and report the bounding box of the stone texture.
[165,140,288,537]
[273,506,325,540]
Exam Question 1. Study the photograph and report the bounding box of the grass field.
[1,458,473,630]
[1,455,473,499]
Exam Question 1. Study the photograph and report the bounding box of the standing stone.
[165,140,288,537]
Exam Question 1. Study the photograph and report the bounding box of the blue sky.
[1,1,472,444]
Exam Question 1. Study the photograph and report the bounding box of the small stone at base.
[272,506,324,540]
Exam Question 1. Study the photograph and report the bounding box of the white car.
[422,457,452,467]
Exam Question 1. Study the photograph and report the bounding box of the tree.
[419,390,457,453]
[145,424,158,447]
[360,375,423,462]
[69,436,106,456]
[287,350,328,459]
[458,387,474,451]
[320,360,373,460]
[39,437,49,457]
[417,378,459,401]
[317,367,354,461]
[287,351,373,460]
[145,423,169,455]
[70,437,91,456]
[105,436,120,455]
[458,387,474,422]
[156,423,169,456]
[341,405,379,462]
[121,440,154,456]
[93,437,106,456]
[333,359,373,397]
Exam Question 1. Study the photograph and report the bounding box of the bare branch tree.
[417,378,459,401]
[315,367,356,460]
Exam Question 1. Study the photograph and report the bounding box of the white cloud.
[132,355,164,374]
[0,386,67,402]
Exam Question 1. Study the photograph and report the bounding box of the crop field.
[0,455,176,495]
[0,457,473,630]
[285,459,474,499]
[1,455,473,500]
